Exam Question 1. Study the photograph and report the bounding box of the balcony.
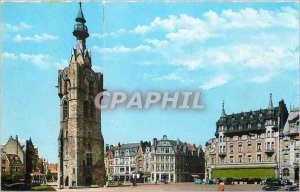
[218,152,226,157]
[74,24,88,32]
[265,148,275,154]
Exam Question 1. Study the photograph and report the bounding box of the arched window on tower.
[89,82,94,96]
[90,102,95,118]
[83,100,89,118]
[63,100,68,119]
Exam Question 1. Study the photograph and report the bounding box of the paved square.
[56,183,262,191]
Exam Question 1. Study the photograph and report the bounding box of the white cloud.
[247,73,275,83]
[2,52,18,60]
[155,73,185,82]
[19,53,52,69]
[14,33,58,43]
[200,74,231,90]
[5,22,31,32]
[96,6,299,85]
[145,39,168,48]
[93,45,151,53]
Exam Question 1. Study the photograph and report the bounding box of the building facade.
[3,135,25,164]
[113,143,140,182]
[57,3,105,188]
[184,143,205,181]
[204,138,216,179]
[1,153,24,175]
[281,107,299,184]
[207,94,288,179]
[151,135,186,183]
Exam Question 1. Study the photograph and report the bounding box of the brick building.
[206,94,288,179]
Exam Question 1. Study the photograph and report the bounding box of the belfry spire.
[73,2,89,53]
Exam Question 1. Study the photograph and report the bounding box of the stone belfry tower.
[57,3,105,188]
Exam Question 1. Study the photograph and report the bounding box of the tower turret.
[73,2,89,53]
[268,93,273,109]
[221,100,226,118]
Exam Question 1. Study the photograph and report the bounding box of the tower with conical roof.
[57,3,105,188]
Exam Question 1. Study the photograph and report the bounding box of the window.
[238,144,242,153]
[267,131,270,138]
[230,156,233,163]
[284,154,289,162]
[257,134,261,139]
[2,160,5,164]
[248,143,251,152]
[257,154,261,162]
[258,123,261,128]
[166,148,169,153]
[230,145,233,153]
[83,100,89,117]
[86,153,92,166]
[257,143,261,151]
[170,156,174,162]
[89,82,94,95]
[283,168,289,176]
[90,102,95,118]
[271,131,275,138]
[239,124,242,130]
[2,167,6,173]
[161,148,165,153]
[230,137,233,142]
[271,142,274,150]
[238,136,242,141]
[248,155,251,162]
[238,155,242,162]
[63,100,68,119]
[247,123,251,129]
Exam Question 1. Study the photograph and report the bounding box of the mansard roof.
[216,107,280,135]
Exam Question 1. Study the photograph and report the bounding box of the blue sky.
[1,1,299,163]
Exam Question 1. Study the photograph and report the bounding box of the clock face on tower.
[85,68,95,82]
[62,67,69,81]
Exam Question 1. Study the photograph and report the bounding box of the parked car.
[262,180,284,191]
[224,178,233,185]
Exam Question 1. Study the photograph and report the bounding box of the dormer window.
[239,124,242,130]
[247,123,252,129]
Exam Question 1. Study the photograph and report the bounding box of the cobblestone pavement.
[56,183,262,191]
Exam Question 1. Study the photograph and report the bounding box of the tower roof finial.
[221,100,226,117]
[268,93,273,109]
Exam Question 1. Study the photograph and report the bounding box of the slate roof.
[216,107,279,135]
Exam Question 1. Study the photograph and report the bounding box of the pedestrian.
[219,179,225,191]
